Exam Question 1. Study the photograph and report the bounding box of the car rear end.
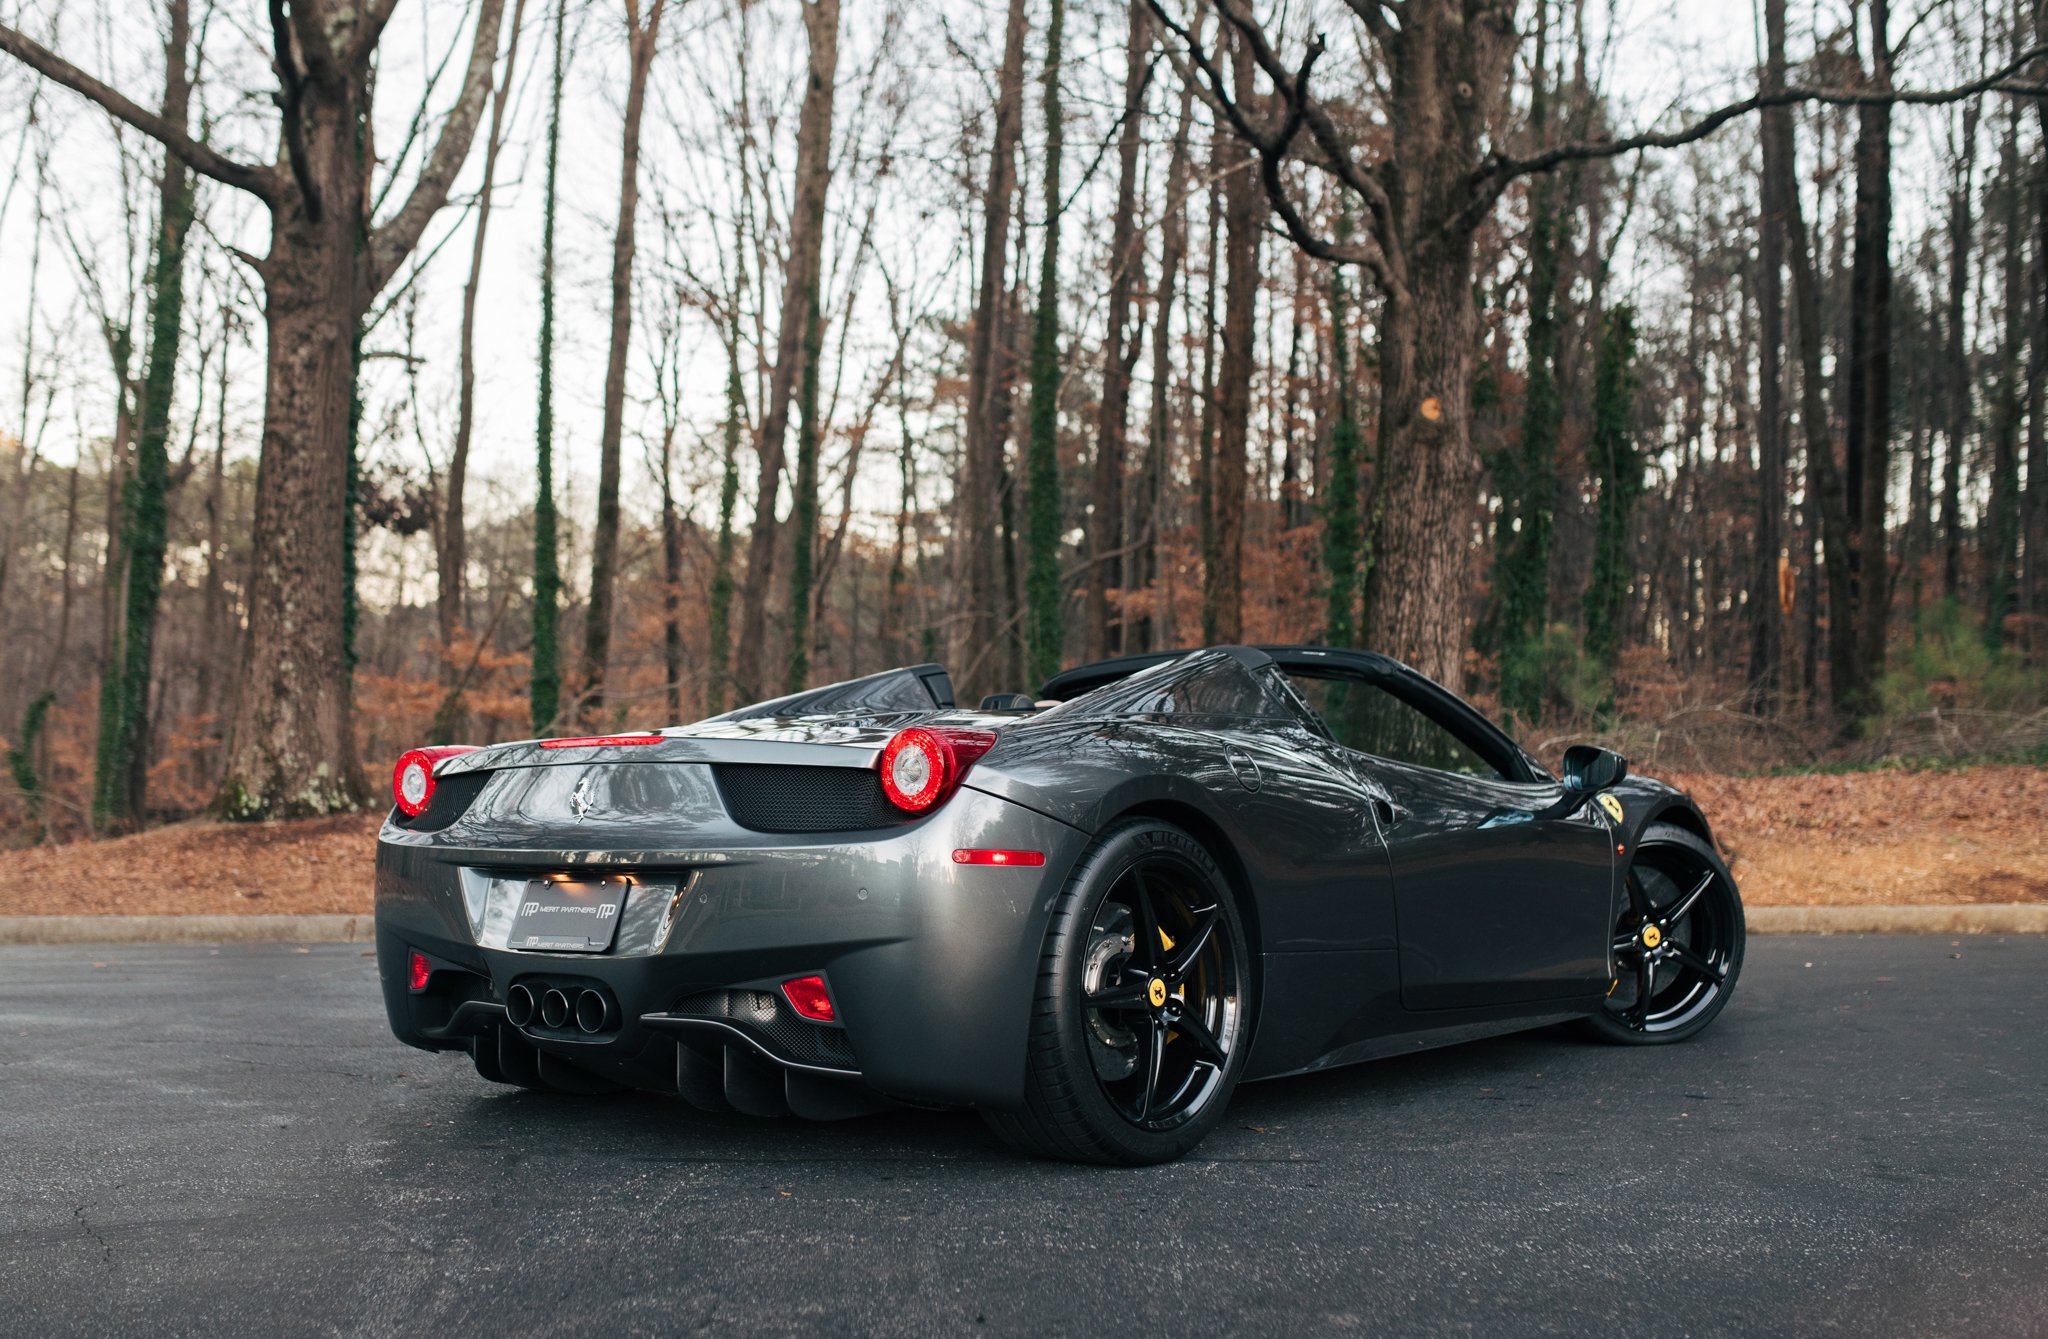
[374,719,1088,1115]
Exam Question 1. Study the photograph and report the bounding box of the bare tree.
[441,0,531,719]
[950,0,1030,695]
[582,0,673,722]
[1149,0,2046,687]
[1,0,508,816]
[733,0,840,704]
[1084,0,1151,660]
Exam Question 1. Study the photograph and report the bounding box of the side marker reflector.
[951,849,1046,867]
[781,975,836,1022]
[408,951,432,993]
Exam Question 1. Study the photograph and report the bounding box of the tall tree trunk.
[1084,0,1148,661]
[707,270,746,715]
[1773,61,1858,721]
[1841,0,1892,713]
[1750,0,1790,705]
[1322,218,1362,646]
[1940,101,1981,602]
[1496,4,1559,725]
[2025,14,2048,650]
[1585,304,1639,668]
[1023,0,1068,683]
[1134,57,1196,655]
[1205,28,1259,647]
[93,0,193,832]
[197,310,232,722]
[952,0,1029,695]
[735,0,839,704]
[786,273,826,691]
[531,0,568,733]
[580,0,668,724]
[705,20,753,716]
[659,430,684,719]
[1985,91,2026,646]
[441,0,527,713]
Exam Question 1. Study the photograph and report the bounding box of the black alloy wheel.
[1583,821,1745,1045]
[985,819,1253,1164]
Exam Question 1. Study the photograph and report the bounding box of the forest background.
[2,0,2046,848]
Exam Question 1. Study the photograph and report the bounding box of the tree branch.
[1476,41,2048,189]
[1145,0,1392,290]
[365,0,509,296]
[351,0,404,68]
[0,22,275,201]
[268,0,324,221]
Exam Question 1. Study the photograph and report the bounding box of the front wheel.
[1581,821,1745,1045]
[984,820,1254,1165]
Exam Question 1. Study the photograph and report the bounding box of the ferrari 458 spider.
[376,645,1743,1164]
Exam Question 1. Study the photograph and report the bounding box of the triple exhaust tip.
[505,982,616,1034]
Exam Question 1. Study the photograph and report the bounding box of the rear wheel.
[1582,822,1744,1045]
[984,819,1253,1165]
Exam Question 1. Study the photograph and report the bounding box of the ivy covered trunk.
[93,0,193,832]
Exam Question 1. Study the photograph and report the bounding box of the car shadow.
[414,1022,1599,1169]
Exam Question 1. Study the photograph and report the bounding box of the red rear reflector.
[781,975,836,1022]
[951,849,1046,867]
[408,951,432,992]
[539,733,662,749]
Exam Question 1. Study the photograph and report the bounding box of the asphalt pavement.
[1,935,2042,1337]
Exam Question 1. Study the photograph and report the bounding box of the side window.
[1287,672,1502,778]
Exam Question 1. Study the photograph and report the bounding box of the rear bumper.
[374,785,1086,1110]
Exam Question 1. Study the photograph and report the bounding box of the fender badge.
[1597,793,1625,825]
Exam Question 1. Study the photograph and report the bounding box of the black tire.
[984,819,1254,1165]
[1581,821,1745,1045]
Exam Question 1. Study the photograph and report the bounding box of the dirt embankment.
[2,766,2043,915]
[1670,766,2048,906]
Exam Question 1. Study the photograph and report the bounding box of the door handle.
[1373,799,1408,829]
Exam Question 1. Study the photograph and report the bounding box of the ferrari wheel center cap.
[1641,924,1663,950]
[1147,978,1169,1009]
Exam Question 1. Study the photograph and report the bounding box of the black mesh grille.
[671,989,858,1069]
[392,770,490,832]
[711,763,909,833]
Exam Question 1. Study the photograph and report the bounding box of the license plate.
[508,878,630,952]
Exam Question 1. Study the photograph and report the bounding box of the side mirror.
[1561,744,1628,793]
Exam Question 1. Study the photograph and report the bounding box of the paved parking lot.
[1,935,2042,1336]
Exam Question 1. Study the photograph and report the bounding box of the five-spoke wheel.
[1584,821,1744,1044]
[986,819,1252,1164]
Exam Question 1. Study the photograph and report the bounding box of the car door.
[1281,663,1614,1011]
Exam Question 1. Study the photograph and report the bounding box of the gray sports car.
[375,645,1744,1164]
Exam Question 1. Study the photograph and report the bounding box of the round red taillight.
[391,745,479,819]
[879,728,950,812]
[876,727,998,813]
[393,749,437,818]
